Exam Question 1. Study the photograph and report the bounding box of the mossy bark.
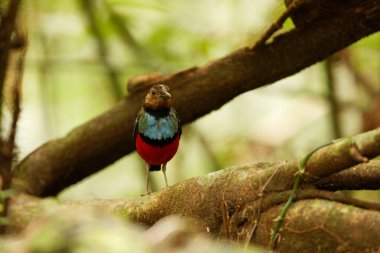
[7,153,380,252]
[6,185,380,252]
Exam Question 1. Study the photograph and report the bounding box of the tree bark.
[7,128,380,244]
[6,128,380,251]
[10,0,380,197]
[7,157,380,252]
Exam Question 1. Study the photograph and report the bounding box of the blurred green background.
[16,0,380,200]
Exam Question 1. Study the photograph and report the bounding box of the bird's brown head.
[144,84,172,110]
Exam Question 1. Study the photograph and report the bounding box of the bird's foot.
[140,189,152,196]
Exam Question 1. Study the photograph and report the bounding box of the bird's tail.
[149,164,161,171]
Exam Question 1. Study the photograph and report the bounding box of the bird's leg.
[162,163,169,187]
[143,163,152,195]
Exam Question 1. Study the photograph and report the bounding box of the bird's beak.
[161,91,171,100]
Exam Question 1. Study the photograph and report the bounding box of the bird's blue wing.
[133,109,143,147]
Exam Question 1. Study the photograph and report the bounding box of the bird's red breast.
[135,133,180,165]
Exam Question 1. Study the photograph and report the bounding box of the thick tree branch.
[301,128,380,180]
[7,156,380,252]
[316,160,380,191]
[10,0,380,196]
[8,127,380,231]
[7,126,380,249]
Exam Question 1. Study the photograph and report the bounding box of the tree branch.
[7,157,380,251]
[10,0,380,196]
[316,159,380,191]
[8,129,380,231]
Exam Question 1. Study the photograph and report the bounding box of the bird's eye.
[151,91,157,95]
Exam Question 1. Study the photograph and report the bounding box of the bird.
[133,84,181,193]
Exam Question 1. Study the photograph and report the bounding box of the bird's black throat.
[143,106,170,118]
